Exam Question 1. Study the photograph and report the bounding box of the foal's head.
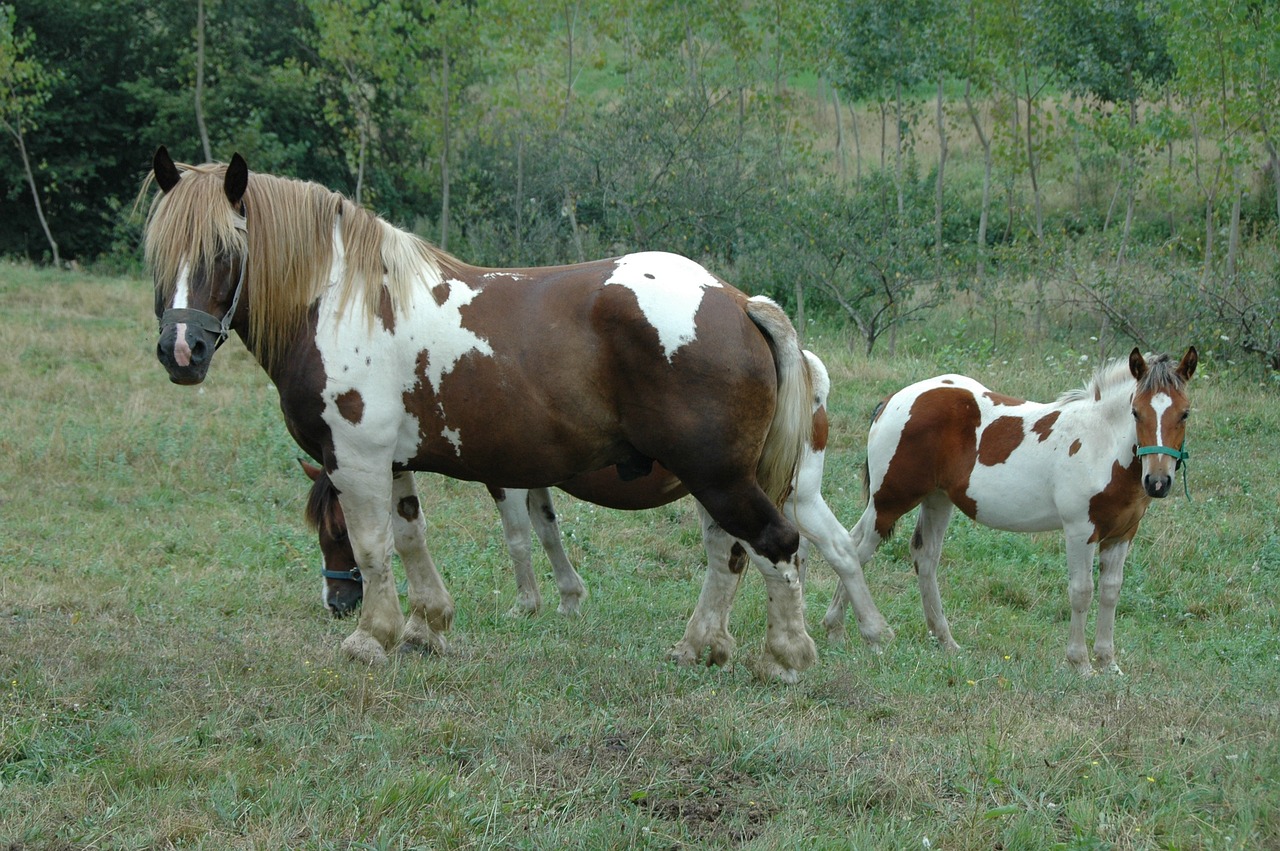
[299,460,364,617]
[1129,346,1197,499]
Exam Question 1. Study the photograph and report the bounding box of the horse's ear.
[1178,346,1198,381]
[1128,347,1147,381]
[297,457,323,482]
[153,146,181,193]
[225,152,248,207]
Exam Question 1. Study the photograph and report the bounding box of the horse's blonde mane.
[1056,356,1137,406]
[143,160,447,368]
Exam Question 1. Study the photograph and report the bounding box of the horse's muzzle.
[1143,473,1172,499]
[156,323,216,385]
[323,579,364,618]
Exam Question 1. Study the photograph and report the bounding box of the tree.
[0,3,58,265]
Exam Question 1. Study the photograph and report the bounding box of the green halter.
[1136,441,1190,500]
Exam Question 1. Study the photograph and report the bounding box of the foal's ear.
[297,457,324,482]
[153,146,181,193]
[1178,346,1198,381]
[1128,347,1147,381]
[225,152,249,207]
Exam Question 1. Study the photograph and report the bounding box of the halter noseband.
[1137,442,1191,499]
[322,566,363,584]
[158,211,248,350]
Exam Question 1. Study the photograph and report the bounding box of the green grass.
[2,260,1277,849]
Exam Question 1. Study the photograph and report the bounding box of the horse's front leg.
[392,472,454,654]
[526,488,588,616]
[331,468,403,664]
[1093,538,1130,675]
[490,486,544,616]
[1064,536,1099,675]
[671,504,743,667]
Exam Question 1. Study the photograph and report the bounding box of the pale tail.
[745,296,813,506]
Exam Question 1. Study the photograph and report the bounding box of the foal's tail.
[745,296,813,506]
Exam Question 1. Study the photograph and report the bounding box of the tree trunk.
[194,0,212,162]
[894,81,904,222]
[10,123,59,266]
[1023,85,1043,242]
[934,74,948,278]
[439,44,451,251]
[963,82,991,282]
[832,84,845,186]
[1226,180,1242,282]
[850,99,863,190]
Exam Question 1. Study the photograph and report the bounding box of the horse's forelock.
[144,161,246,301]
[1135,353,1185,397]
[303,470,342,537]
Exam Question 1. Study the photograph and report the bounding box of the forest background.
[1,0,1278,370]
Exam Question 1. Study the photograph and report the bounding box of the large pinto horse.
[822,348,1197,674]
[143,148,859,680]
[300,351,895,668]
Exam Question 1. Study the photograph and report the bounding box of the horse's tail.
[745,296,813,506]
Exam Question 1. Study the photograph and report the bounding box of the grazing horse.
[822,348,1197,674]
[145,147,834,680]
[300,350,895,668]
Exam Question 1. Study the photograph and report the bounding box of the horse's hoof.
[669,642,700,667]
[402,620,448,655]
[342,631,389,665]
[506,603,540,618]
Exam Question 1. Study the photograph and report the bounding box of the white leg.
[526,488,588,616]
[1093,538,1130,674]
[912,494,959,651]
[492,487,543,616]
[670,503,743,666]
[821,506,885,643]
[788,462,894,650]
[392,472,454,655]
[330,463,402,664]
[1064,536,1099,675]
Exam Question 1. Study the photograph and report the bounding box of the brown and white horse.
[300,351,894,668]
[144,148,833,680]
[822,347,1196,674]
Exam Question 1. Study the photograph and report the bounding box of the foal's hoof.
[342,631,389,665]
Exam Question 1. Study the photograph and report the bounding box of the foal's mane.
[144,160,452,368]
[1056,352,1185,406]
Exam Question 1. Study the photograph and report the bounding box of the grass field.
[2,260,1278,850]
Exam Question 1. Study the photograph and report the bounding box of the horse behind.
[301,349,895,667]
[823,347,1197,674]
[145,147,824,680]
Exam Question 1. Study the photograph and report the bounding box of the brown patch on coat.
[376,287,396,334]
[335,389,364,424]
[1069,439,1082,456]
[397,495,420,522]
[728,543,748,574]
[810,407,829,453]
[978,416,1025,466]
[1086,459,1149,543]
[872,387,981,539]
[1031,411,1059,442]
[431,280,451,305]
[984,390,1025,406]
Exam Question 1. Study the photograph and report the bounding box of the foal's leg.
[525,488,588,616]
[1064,536,1100,675]
[912,495,960,652]
[670,504,744,667]
[788,468,894,650]
[331,466,403,664]
[1093,538,1130,675]
[391,472,455,655]
[490,487,544,616]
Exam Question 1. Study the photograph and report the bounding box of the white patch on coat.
[1148,392,1172,447]
[604,252,722,361]
[170,262,193,367]
[314,224,494,465]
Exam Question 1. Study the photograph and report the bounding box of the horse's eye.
[1131,408,1139,420]
[1180,411,1190,421]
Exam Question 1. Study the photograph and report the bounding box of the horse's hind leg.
[526,488,588,616]
[693,487,816,684]
[1093,538,1130,675]
[821,504,889,643]
[787,448,894,649]
[491,487,543,616]
[670,504,744,667]
[392,472,454,654]
[912,494,960,651]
